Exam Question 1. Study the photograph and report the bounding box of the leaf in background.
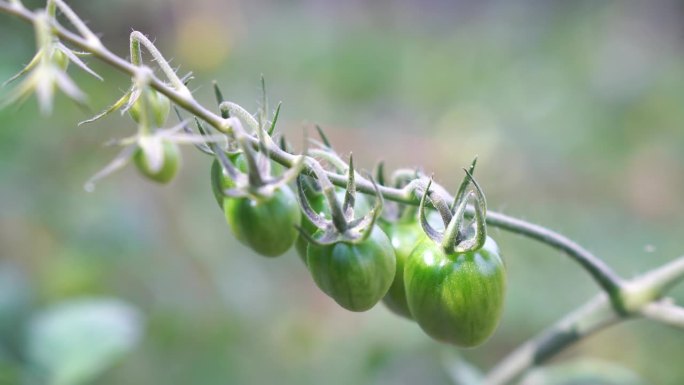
[0,345,21,385]
[0,262,33,343]
[519,358,649,385]
[26,298,143,385]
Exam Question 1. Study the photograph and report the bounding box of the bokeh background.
[1,0,684,384]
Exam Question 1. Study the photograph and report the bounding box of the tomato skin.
[404,236,505,347]
[307,227,396,312]
[223,186,301,257]
[379,220,426,319]
[211,159,232,208]
[133,140,180,183]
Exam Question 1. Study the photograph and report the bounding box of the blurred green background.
[1,0,684,384]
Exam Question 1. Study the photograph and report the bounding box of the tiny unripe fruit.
[51,48,69,70]
[133,140,181,183]
[128,89,171,127]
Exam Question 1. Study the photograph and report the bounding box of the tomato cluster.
[79,75,507,348]
[209,137,505,347]
[133,83,507,348]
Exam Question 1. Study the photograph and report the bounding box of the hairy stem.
[50,0,100,46]
[129,31,189,94]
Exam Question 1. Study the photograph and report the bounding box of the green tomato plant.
[1,1,684,384]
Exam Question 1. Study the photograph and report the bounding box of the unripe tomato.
[210,155,248,208]
[307,227,396,312]
[295,190,373,264]
[129,88,171,127]
[133,140,180,184]
[379,210,442,319]
[223,186,301,257]
[51,48,69,70]
[378,219,426,319]
[404,236,505,347]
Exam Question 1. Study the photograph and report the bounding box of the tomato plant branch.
[483,293,618,385]
[47,0,100,46]
[640,301,684,329]
[484,255,684,385]
[0,0,627,310]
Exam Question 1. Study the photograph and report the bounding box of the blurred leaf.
[26,298,143,385]
[0,262,32,341]
[0,346,21,385]
[519,359,649,385]
[39,251,107,302]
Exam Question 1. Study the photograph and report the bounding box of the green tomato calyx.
[418,158,488,255]
[296,154,383,246]
[374,161,424,224]
[207,104,305,201]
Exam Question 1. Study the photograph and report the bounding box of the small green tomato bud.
[51,48,69,71]
[128,88,171,127]
[133,139,181,183]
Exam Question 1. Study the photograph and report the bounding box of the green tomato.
[307,227,396,312]
[404,236,505,347]
[295,190,373,264]
[133,140,180,184]
[128,88,171,127]
[378,210,443,319]
[378,219,426,319]
[51,48,69,70]
[210,155,248,209]
[223,186,301,257]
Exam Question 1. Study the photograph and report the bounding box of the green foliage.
[26,298,143,385]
